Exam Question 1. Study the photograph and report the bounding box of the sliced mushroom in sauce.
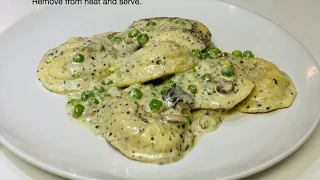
[214,77,235,94]
[162,87,194,109]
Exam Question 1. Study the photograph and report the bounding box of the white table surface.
[0,0,320,179]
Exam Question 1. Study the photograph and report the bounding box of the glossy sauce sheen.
[37,17,296,164]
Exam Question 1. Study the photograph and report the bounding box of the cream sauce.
[37,17,296,164]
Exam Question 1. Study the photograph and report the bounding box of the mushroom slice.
[162,87,194,109]
[214,77,234,94]
[175,101,192,116]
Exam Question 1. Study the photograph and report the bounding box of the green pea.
[72,104,84,118]
[192,49,201,58]
[149,99,163,111]
[201,52,210,60]
[232,50,242,57]
[137,34,149,45]
[112,36,122,45]
[188,85,197,94]
[81,91,95,102]
[175,20,185,25]
[89,98,99,106]
[184,116,192,125]
[99,92,110,100]
[161,86,171,95]
[212,48,222,55]
[128,28,140,38]
[201,74,212,82]
[205,49,215,58]
[94,86,105,93]
[73,53,84,63]
[70,99,80,106]
[243,50,254,58]
[147,21,157,26]
[130,88,143,99]
[221,60,232,67]
[207,48,222,57]
[221,67,234,77]
[147,84,155,89]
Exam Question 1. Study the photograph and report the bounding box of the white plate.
[0,0,320,180]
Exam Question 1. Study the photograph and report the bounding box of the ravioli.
[123,17,212,50]
[171,59,255,109]
[109,41,198,87]
[66,95,193,164]
[37,17,297,165]
[37,33,117,94]
[232,58,297,112]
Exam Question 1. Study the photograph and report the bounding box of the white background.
[0,0,319,179]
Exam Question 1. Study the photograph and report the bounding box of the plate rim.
[0,1,320,180]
